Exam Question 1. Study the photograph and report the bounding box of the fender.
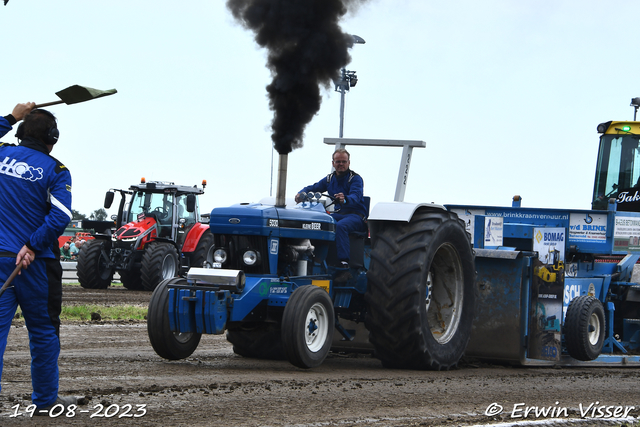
[368,201,447,223]
[181,223,210,253]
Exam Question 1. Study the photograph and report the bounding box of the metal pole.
[338,68,346,138]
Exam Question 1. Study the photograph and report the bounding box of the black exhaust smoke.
[226,0,367,155]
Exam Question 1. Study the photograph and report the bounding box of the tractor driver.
[156,195,174,237]
[295,148,367,277]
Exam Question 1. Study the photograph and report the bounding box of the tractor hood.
[112,215,158,249]
[209,202,336,241]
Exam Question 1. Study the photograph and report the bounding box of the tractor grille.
[214,234,269,275]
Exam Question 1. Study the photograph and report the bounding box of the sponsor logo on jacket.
[0,156,44,181]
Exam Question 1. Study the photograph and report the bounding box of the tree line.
[71,208,109,222]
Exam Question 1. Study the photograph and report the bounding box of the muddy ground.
[1,285,639,426]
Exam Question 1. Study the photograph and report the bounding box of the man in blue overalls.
[0,106,76,415]
[295,148,367,277]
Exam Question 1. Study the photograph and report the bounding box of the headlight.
[243,250,261,266]
[213,249,227,263]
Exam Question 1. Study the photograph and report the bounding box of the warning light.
[623,126,632,132]
[202,179,207,189]
[141,177,146,183]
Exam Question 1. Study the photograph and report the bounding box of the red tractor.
[77,179,213,291]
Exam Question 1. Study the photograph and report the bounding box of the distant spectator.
[60,242,71,261]
[70,240,84,260]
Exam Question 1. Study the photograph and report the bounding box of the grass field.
[12,282,149,321]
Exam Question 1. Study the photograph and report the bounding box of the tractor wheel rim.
[161,254,176,280]
[588,312,601,346]
[305,302,329,353]
[174,331,192,344]
[426,243,464,344]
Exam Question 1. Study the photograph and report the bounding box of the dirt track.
[1,285,640,426]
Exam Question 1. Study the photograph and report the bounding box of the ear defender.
[15,122,23,140]
[47,127,59,145]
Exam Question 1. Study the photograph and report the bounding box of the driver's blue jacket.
[299,170,367,263]
[299,170,367,218]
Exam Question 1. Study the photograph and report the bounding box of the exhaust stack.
[275,153,288,207]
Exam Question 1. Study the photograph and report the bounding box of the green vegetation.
[16,304,147,321]
[61,304,147,321]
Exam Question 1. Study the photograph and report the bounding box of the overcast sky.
[1,1,638,218]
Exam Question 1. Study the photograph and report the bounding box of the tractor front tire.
[281,285,335,369]
[564,295,605,361]
[227,324,285,360]
[141,242,179,291]
[77,240,113,289]
[189,229,214,269]
[365,207,476,370]
[147,277,201,360]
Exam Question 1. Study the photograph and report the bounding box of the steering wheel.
[320,193,338,208]
[151,207,168,221]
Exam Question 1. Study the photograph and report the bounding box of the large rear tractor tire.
[564,295,605,361]
[281,285,335,369]
[226,324,285,360]
[77,240,113,289]
[147,277,201,360]
[119,268,144,290]
[365,207,476,370]
[189,229,215,269]
[141,242,179,291]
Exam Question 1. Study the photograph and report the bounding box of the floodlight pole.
[337,69,349,138]
[336,35,365,138]
[336,69,358,138]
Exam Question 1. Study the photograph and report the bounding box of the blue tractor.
[147,139,477,369]
[149,102,640,367]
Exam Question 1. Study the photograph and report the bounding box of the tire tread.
[365,207,475,370]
